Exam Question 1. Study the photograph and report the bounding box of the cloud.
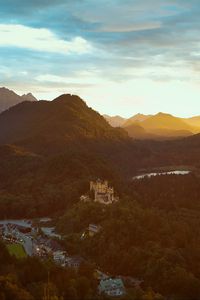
[35,69,104,85]
[97,22,161,33]
[68,0,173,33]
[1,0,200,117]
[0,24,92,55]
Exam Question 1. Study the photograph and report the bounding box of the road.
[18,232,34,256]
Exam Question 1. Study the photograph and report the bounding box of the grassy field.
[6,243,27,259]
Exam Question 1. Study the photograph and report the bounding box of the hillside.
[0,94,128,151]
[0,87,37,112]
[104,113,152,128]
[0,93,200,218]
[123,123,177,140]
[141,112,194,132]
[57,173,200,300]
[123,122,151,139]
[105,112,200,139]
[0,94,150,217]
[184,115,200,128]
[123,112,197,139]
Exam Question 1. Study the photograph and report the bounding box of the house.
[45,239,63,252]
[53,250,66,265]
[88,224,102,237]
[34,244,48,258]
[98,278,126,297]
[90,179,118,205]
[35,237,63,255]
[65,256,84,269]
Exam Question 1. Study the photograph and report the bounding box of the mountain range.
[0,87,200,217]
[1,86,199,141]
[0,87,37,112]
[1,89,200,300]
[0,92,146,217]
[104,112,200,140]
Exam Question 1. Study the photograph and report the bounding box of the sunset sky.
[0,0,200,117]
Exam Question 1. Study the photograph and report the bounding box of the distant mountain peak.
[156,112,173,117]
[134,113,146,117]
[103,114,126,127]
[0,87,38,113]
[21,93,37,102]
[104,114,124,118]
[0,87,23,112]
[1,87,9,91]
[54,93,81,100]
[53,94,87,107]
[123,113,152,128]
[0,86,18,95]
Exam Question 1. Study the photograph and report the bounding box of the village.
[0,179,143,298]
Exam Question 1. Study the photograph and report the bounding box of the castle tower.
[89,179,117,204]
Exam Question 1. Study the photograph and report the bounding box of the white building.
[98,278,126,297]
[53,250,66,265]
[65,256,84,269]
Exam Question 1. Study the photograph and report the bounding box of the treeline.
[129,173,200,211]
[0,240,99,300]
[0,144,122,219]
[57,175,200,300]
[0,240,165,300]
[1,130,200,219]
[1,93,200,220]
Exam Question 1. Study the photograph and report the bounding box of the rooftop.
[99,278,125,291]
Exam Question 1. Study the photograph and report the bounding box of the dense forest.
[0,95,200,218]
[0,239,98,300]
[1,95,200,299]
[57,174,200,300]
[0,240,165,300]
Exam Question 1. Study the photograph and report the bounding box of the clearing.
[6,243,27,259]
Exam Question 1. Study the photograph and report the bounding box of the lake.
[133,170,191,180]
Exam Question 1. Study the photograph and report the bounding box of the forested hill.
[0,94,127,151]
[1,92,200,167]
[1,93,200,218]
[0,94,148,217]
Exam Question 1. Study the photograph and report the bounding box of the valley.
[0,89,200,299]
[1,1,200,299]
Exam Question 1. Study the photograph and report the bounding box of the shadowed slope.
[0,94,128,154]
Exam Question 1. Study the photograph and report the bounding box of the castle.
[90,179,117,205]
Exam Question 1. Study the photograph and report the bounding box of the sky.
[0,0,200,117]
